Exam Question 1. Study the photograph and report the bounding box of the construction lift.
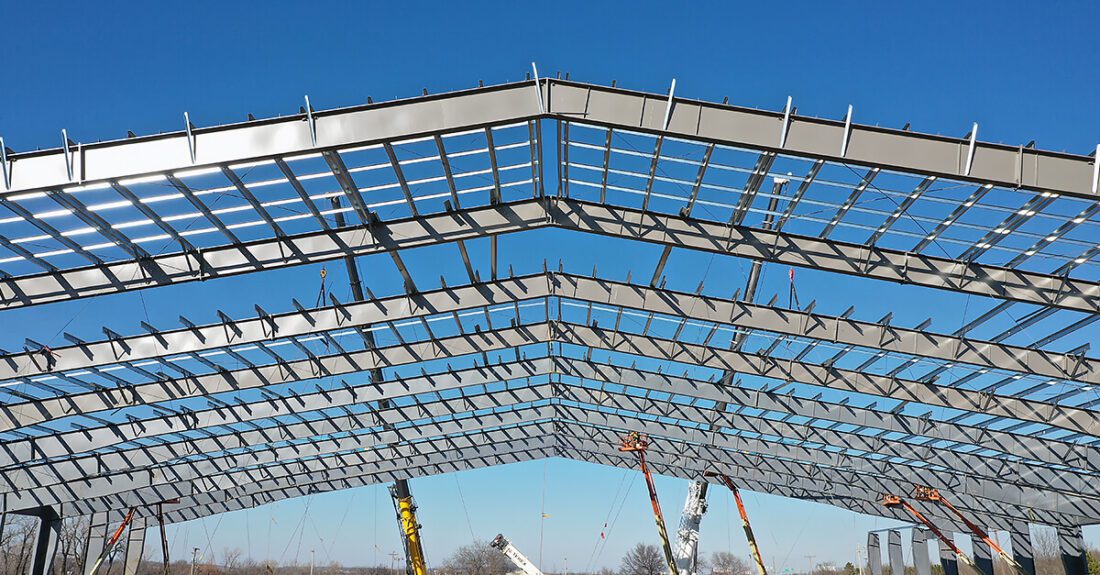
[881,495,976,570]
[669,177,789,575]
[673,481,708,575]
[912,486,1029,575]
[490,534,545,575]
[86,508,137,575]
[390,481,429,575]
[620,432,680,575]
[709,473,769,575]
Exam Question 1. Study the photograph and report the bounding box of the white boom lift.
[673,480,709,575]
[490,534,545,575]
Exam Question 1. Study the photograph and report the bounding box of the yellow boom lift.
[391,481,428,575]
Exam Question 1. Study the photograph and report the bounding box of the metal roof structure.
[1,69,1098,575]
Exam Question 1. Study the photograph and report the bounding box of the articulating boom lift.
[881,495,975,569]
[490,534,545,575]
[390,481,428,575]
[621,432,680,575]
[912,486,1028,575]
[709,473,768,575]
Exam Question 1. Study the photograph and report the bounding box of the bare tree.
[708,552,749,575]
[223,549,244,572]
[443,541,512,575]
[54,516,90,575]
[619,544,664,575]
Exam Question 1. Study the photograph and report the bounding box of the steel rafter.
[2,74,1099,536]
[3,197,1098,314]
[5,354,1096,523]
[4,272,1094,432]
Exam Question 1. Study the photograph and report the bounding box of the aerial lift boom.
[710,473,768,575]
[390,482,428,575]
[621,432,680,575]
[912,486,1028,575]
[673,481,708,575]
[670,178,786,575]
[881,495,976,569]
[86,508,137,575]
[490,534,545,575]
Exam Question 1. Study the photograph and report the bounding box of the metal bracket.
[779,96,793,148]
[304,96,317,147]
[0,137,9,190]
[841,105,853,157]
[61,129,75,181]
[964,122,978,176]
[1092,144,1099,195]
[662,78,677,131]
[531,62,545,114]
[184,112,196,163]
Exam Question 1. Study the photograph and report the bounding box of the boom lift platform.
[912,486,1028,575]
[620,432,680,575]
[490,534,545,575]
[881,495,976,569]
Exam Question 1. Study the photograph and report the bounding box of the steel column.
[971,534,994,575]
[1010,523,1036,575]
[26,505,62,575]
[123,517,146,575]
[912,528,931,575]
[939,538,960,575]
[1057,526,1088,575]
[82,512,110,574]
[887,530,904,575]
[868,533,883,575]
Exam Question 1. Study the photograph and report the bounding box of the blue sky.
[2,0,1099,570]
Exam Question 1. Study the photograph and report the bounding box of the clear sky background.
[2,0,1099,571]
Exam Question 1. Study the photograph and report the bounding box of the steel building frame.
[1,73,1097,575]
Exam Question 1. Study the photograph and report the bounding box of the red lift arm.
[708,473,768,575]
[620,432,680,575]
[881,495,975,569]
[912,487,1027,575]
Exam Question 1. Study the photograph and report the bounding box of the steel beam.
[0,320,549,440]
[10,377,1085,522]
[147,424,973,530]
[549,199,1100,314]
[868,533,883,575]
[0,325,551,467]
[553,323,1100,473]
[7,318,1095,492]
[4,323,1096,516]
[553,377,1100,507]
[913,529,931,575]
[0,198,549,309]
[4,80,1096,203]
[5,272,1093,437]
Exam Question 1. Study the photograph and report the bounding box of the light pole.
[190,548,200,575]
[310,550,315,575]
